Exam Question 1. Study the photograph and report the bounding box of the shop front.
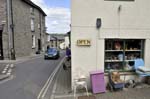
[71,0,150,89]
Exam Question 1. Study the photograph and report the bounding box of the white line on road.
[0,75,14,85]
[37,57,65,99]
[50,78,58,99]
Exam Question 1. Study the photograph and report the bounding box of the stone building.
[0,0,46,60]
[47,34,66,48]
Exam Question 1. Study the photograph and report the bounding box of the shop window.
[105,0,134,1]
[104,39,144,72]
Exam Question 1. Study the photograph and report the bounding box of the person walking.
[63,47,71,70]
[66,47,71,61]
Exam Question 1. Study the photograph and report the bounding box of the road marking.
[50,77,58,99]
[54,94,74,98]
[41,61,61,98]
[54,92,91,99]
[0,75,14,85]
[37,57,65,99]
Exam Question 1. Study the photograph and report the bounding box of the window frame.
[32,35,36,48]
[31,18,35,32]
[30,8,34,15]
[105,0,134,1]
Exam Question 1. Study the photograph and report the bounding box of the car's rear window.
[48,48,57,53]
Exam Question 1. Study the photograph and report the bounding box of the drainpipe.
[39,13,42,51]
[7,0,11,59]
[10,0,16,60]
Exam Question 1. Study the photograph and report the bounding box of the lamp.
[118,5,122,12]
[96,18,102,29]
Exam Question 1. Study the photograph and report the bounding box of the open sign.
[77,39,91,46]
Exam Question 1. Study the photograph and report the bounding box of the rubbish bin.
[11,48,16,60]
[90,70,106,94]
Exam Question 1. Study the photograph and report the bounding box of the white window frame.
[31,18,35,31]
[32,35,36,48]
[105,0,135,1]
[30,8,34,14]
[47,35,50,42]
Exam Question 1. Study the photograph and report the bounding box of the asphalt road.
[0,51,65,99]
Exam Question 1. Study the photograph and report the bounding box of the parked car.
[44,48,60,59]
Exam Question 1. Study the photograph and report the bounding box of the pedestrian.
[63,47,71,70]
[47,45,50,52]
[66,47,71,61]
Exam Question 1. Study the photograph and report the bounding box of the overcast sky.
[31,0,70,34]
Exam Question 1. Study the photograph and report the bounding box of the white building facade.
[71,0,150,88]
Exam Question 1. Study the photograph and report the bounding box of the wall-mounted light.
[96,18,102,29]
[118,5,122,12]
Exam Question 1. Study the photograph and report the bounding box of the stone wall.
[0,0,46,59]
[0,0,6,25]
[12,0,46,58]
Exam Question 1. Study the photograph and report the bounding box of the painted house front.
[71,0,150,88]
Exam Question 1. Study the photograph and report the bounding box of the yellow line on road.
[37,57,65,99]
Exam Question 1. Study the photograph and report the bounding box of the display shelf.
[104,70,135,74]
[105,60,123,62]
[105,50,123,52]
[124,60,135,62]
[105,39,144,72]
[125,50,141,52]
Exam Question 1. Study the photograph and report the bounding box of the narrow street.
[0,51,65,99]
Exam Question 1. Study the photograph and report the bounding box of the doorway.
[38,39,41,51]
[0,29,4,60]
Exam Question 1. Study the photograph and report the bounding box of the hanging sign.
[77,39,91,46]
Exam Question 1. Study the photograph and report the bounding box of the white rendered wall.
[71,0,150,87]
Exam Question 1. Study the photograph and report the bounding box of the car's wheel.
[44,57,47,60]
[56,54,60,59]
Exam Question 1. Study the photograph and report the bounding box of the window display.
[105,39,144,72]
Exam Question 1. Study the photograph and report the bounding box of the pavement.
[51,66,150,99]
[0,53,44,64]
